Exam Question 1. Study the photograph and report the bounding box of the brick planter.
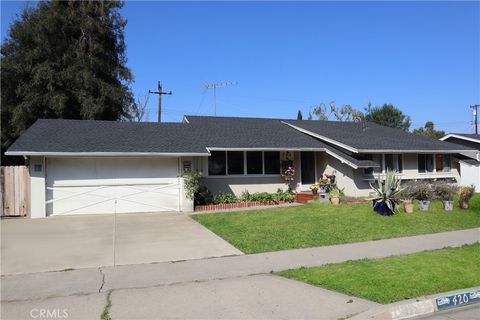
[195,200,294,212]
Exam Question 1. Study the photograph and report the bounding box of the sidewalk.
[3,228,478,302]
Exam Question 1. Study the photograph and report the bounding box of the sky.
[1,1,479,133]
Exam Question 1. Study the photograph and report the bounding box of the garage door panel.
[46,158,181,215]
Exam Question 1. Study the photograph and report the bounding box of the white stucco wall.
[459,162,480,190]
[29,156,46,218]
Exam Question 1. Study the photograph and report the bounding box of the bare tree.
[311,101,364,122]
[123,94,150,122]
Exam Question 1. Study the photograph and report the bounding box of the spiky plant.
[370,170,404,214]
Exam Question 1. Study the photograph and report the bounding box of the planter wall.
[195,200,294,212]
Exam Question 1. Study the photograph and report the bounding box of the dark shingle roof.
[283,120,476,152]
[184,115,330,149]
[454,154,480,166]
[7,116,474,161]
[6,119,209,154]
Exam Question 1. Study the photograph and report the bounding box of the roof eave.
[4,151,211,157]
[440,134,480,144]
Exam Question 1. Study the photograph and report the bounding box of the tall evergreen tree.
[413,121,446,139]
[1,1,134,161]
[365,104,411,131]
[297,110,303,120]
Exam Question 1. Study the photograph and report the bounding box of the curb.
[350,287,480,320]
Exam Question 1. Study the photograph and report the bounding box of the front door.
[301,151,316,190]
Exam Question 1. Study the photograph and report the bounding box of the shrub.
[410,180,434,201]
[213,192,238,204]
[180,170,202,200]
[457,185,475,205]
[433,181,457,201]
[194,186,213,205]
[273,188,295,202]
[399,181,416,201]
[328,185,344,199]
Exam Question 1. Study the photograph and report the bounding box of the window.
[207,150,282,176]
[384,154,403,173]
[208,151,226,175]
[435,154,451,172]
[264,151,280,174]
[361,154,374,175]
[373,154,383,173]
[227,151,244,175]
[418,154,434,173]
[398,155,403,173]
[247,151,263,174]
[385,154,394,171]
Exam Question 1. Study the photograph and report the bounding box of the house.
[6,115,476,218]
[440,133,480,190]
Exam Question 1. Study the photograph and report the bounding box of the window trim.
[206,150,282,177]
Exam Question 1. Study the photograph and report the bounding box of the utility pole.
[204,81,238,115]
[471,104,479,134]
[149,81,172,122]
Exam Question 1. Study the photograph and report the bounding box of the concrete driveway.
[1,213,242,275]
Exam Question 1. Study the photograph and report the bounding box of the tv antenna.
[204,81,238,115]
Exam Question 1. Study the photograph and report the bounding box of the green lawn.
[192,195,480,253]
[277,244,480,304]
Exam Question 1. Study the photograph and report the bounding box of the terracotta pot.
[460,200,469,209]
[404,201,414,213]
[312,189,318,195]
[330,197,340,206]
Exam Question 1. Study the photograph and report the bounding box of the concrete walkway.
[2,228,478,302]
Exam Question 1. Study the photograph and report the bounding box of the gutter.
[4,151,211,157]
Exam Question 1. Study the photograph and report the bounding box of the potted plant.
[369,170,403,216]
[329,186,343,206]
[318,174,330,193]
[400,182,415,213]
[282,165,295,182]
[413,181,433,211]
[457,185,475,209]
[434,181,457,211]
[309,184,319,195]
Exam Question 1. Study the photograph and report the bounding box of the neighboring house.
[6,115,476,218]
[440,133,480,190]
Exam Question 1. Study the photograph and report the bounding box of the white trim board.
[5,151,210,157]
[440,134,480,144]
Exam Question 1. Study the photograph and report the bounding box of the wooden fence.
[1,166,30,217]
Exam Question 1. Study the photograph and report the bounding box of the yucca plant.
[369,170,404,216]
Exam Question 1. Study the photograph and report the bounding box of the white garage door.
[46,157,180,215]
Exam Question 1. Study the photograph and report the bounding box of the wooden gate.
[1,166,30,217]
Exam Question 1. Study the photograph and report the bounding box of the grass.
[277,244,480,304]
[192,195,480,253]
[101,290,113,320]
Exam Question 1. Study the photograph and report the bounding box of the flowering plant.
[318,174,331,185]
[309,184,319,191]
[282,165,295,181]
